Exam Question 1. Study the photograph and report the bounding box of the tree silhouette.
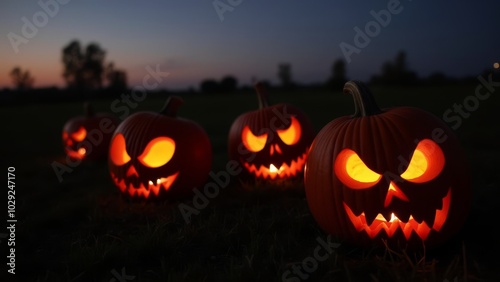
[200,79,220,94]
[62,40,107,91]
[219,75,238,93]
[370,50,418,86]
[277,63,294,89]
[83,43,106,88]
[105,62,128,92]
[426,72,449,86]
[199,76,239,94]
[62,40,84,89]
[326,59,348,90]
[394,51,407,73]
[10,67,34,91]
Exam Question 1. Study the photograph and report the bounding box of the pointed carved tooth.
[343,187,453,241]
[375,213,387,222]
[149,183,160,196]
[128,183,136,197]
[416,222,431,241]
[343,204,366,232]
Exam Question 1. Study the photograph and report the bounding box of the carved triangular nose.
[126,165,139,177]
[270,144,282,156]
[384,181,409,207]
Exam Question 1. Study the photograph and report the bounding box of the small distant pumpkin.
[62,102,119,161]
[228,82,315,184]
[304,80,471,249]
[108,96,212,200]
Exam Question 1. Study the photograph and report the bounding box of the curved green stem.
[160,96,184,117]
[343,80,382,117]
[254,82,269,109]
[84,101,94,117]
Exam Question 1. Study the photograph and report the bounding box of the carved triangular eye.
[242,126,268,152]
[401,139,445,183]
[138,137,175,168]
[334,148,381,189]
[109,133,131,166]
[71,126,87,142]
[276,116,302,145]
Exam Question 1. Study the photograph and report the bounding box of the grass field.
[2,83,500,281]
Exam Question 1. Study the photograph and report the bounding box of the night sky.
[1,0,499,90]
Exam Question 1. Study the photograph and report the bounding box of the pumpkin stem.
[254,81,269,109]
[160,96,184,117]
[343,80,382,117]
[83,101,95,117]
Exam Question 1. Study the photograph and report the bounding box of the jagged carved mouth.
[65,147,86,159]
[343,188,451,241]
[110,171,179,198]
[243,152,307,180]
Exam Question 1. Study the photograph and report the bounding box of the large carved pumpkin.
[304,81,471,249]
[228,82,315,184]
[108,96,212,200]
[62,102,119,161]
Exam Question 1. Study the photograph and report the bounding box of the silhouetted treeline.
[4,43,498,106]
[200,75,238,94]
[62,40,127,95]
[326,59,348,90]
[9,67,34,91]
[370,51,418,86]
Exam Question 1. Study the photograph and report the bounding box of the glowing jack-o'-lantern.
[108,96,212,200]
[304,81,471,249]
[228,82,315,184]
[62,102,119,161]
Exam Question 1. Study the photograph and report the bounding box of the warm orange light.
[242,126,268,152]
[389,213,397,222]
[269,164,280,173]
[110,134,131,165]
[384,182,409,207]
[375,213,398,223]
[335,149,382,189]
[71,126,87,142]
[400,149,427,180]
[277,116,302,145]
[111,171,179,199]
[126,165,139,177]
[138,137,175,168]
[400,139,444,183]
[494,62,499,69]
[65,148,86,160]
[62,131,73,146]
[344,188,452,240]
[244,151,307,180]
[78,148,86,156]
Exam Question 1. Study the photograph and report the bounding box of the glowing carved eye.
[242,126,268,152]
[277,116,302,145]
[110,133,131,166]
[400,139,445,183]
[138,137,175,168]
[334,149,382,189]
[71,126,87,142]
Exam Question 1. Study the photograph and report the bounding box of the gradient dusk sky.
[1,0,499,90]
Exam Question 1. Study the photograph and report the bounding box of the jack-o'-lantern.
[304,81,471,249]
[108,96,212,200]
[228,82,314,184]
[62,102,119,161]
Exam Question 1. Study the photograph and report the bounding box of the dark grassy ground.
[1,83,500,281]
